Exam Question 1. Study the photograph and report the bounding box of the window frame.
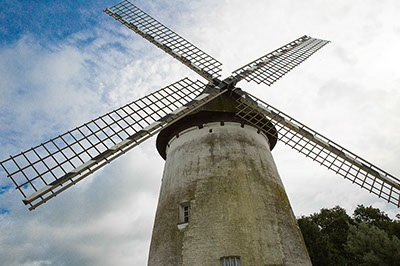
[220,256,241,266]
[178,201,191,224]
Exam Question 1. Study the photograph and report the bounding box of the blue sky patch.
[1,0,115,46]
[1,208,10,214]
[0,185,12,195]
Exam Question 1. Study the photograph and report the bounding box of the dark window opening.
[183,205,190,223]
[220,256,241,266]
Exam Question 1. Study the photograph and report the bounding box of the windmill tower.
[148,90,312,265]
[1,1,400,265]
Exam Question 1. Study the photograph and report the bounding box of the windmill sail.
[104,0,222,82]
[234,90,400,207]
[232,35,330,86]
[3,0,396,215]
[0,78,228,210]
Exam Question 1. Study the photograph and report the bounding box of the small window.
[220,256,241,266]
[179,202,190,224]
[183,205,190,223]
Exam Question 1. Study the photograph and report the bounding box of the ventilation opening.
[220,256,241,266]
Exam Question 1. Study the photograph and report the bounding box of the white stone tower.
[148,92,311,265]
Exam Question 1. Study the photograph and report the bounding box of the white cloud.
[1,0,400,265]
[0,16,170,265]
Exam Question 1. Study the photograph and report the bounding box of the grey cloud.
[2,0,400,265]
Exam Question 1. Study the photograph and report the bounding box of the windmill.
[1,0,400,265]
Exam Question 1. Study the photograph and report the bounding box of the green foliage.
[297,206,353,265]
[353,204,400,240]
[346,222,400,266]
[297,205,400,266]
[353,204,391,230]
[390,220,400,240]
[297,217,330,265]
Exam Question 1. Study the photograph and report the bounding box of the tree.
[297,205,400,266]
[389,218,400,240]
[346,222,400,266]
[297,217,330,265]
[353,204,400,240]
[353,204,391,231]
[297,206,353,265]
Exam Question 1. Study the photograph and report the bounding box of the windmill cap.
[156,91,277,160]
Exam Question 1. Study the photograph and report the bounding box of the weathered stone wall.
[148,122,311,266]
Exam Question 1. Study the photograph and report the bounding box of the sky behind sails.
[1,0,400,265]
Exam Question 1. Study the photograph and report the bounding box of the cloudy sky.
[1,0,400,265]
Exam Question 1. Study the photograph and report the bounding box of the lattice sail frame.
[1,0,335,211]
[0,78,228,210]
[234,90,400,207]
[232,35,330,86]
[5,0,396,211]
[104,0,222,82]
